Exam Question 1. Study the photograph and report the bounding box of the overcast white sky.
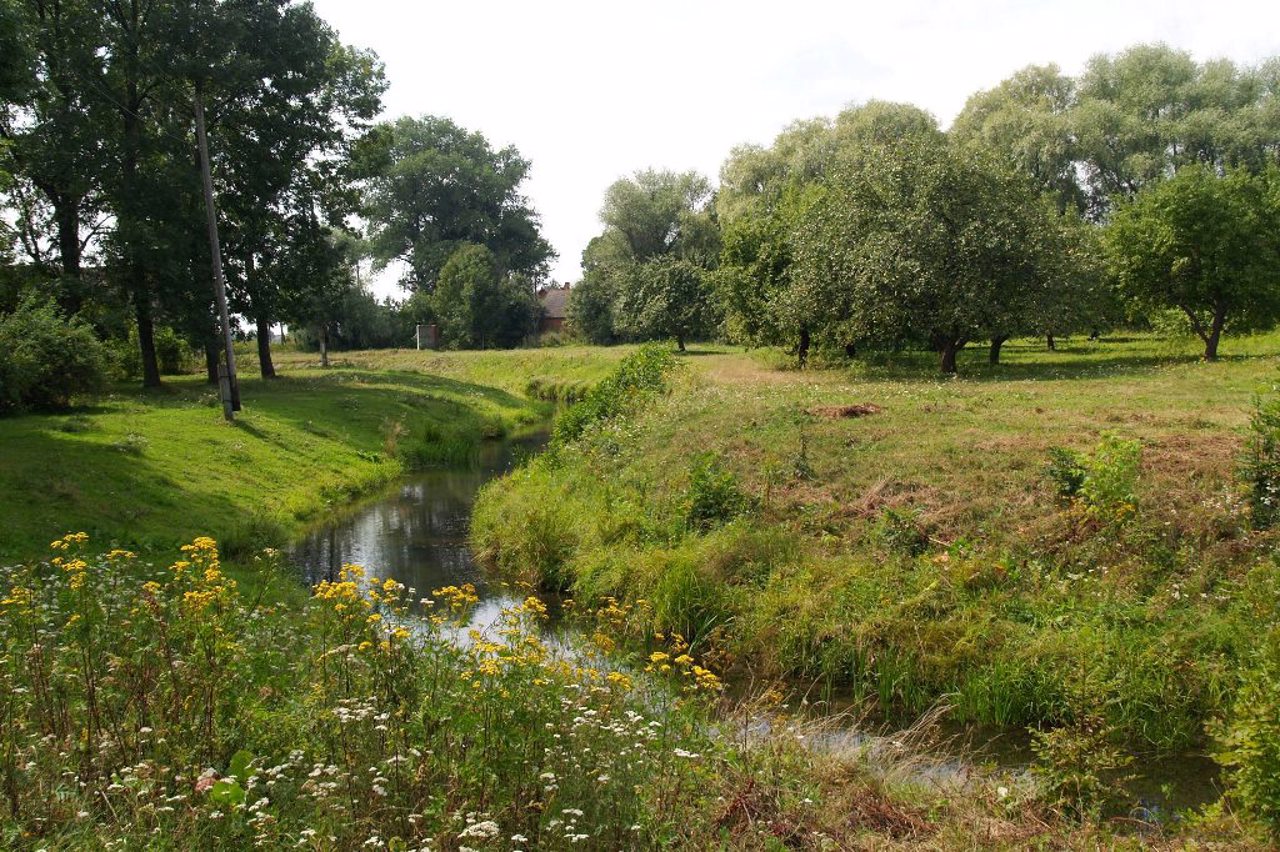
[308,0,1279,297]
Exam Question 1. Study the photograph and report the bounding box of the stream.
[288,432,1222,819]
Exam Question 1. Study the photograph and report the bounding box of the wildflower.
[458,820,500,840]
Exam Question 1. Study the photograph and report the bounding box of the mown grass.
[0,365,556,565]
[472,331,1280,760]
[270,344,634,403]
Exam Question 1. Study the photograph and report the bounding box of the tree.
[433,243,538,349]
[599,169,717,264]
[359,116,552,291]
[1104,165,1280,360]
[588,169,719,347]
[1,0,108,311]
[567,242,620,344]
[1074,45,1280,216]
[615,256,713,351]
[951,64,1084,215]
[792,135,1069,373]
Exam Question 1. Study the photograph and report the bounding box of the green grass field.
[0,346,635,562]
[5,332,1280,845]
[473,331,1280,755]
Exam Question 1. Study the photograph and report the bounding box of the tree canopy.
[359,116,553,292]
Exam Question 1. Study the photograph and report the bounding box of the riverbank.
[0,344,635,566]
[472,334,1280,833]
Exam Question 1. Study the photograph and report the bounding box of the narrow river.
[288,432,1221,819]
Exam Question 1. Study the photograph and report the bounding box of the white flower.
[458,820,500,840]
[997,785,1010,799]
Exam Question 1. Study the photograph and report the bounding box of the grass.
[0,352,622,564]
[472,330,1280,761]
[1,535,1267,850]
[270,343,634,402]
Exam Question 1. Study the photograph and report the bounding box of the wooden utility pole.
[194,81,240,421]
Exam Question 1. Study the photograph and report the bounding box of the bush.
[1046,434,1141,523]
[553,343,676,444]
[0,295,108,413]
[1242,390,1280,529]
[1216,627,1280,836]
[1046,446,1087,498]
[684,454,750,531]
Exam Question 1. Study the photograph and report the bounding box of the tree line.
[0,0,555,408]
[574,45,1280,371]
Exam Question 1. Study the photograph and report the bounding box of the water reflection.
[290,432,547,634]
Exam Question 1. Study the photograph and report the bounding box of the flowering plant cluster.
[0,535,803,850]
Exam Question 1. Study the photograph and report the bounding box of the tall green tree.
[1074,45,1279,215]
[792,136,1070,373]
[584,169,719,347]
[359,116,553,292]
[432,243,538,349]
[952,64,1084,215]
[1104,165,1280,360]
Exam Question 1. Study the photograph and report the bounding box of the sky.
[308,0,1280,298]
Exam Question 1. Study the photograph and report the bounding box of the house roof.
[539,286,570,319]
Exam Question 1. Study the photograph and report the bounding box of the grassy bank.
[1,534,1266,850]
[472,333,1280,762]
[0,365,554,564]
[270,344,636,404]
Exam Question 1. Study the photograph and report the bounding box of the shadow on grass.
[812,340,1280,383]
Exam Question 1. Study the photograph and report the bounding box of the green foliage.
[432,243,539,349]
[1032,709,1135,820]
[553,343,676,445]
[0,295,107,413]
[1046,435,1141,521]
[875,507,928,556]
[614,256,716,350]
[1216,627,1280,837]
[684,454,750,531]
[1104,165,1280,360]
[1243,389,1280,529]
[358,115,553,290]
[1078,435,1141,522]
[790,133,1075,373]
[1046,446,1087,498]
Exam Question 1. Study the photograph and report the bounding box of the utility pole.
[194,80,240,421]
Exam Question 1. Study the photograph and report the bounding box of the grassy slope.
[473,332,1280,751]
[0,347,627,563]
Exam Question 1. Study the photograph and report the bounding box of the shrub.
[1046,446,1087,498]
[553,343,676,444]
[684,453,750,531]
[876,507,928,556]
[1079,434,1141,519]
[1242,390,1280,529]
[1045,434,1141,522]
[0,295,108,413]
[1216,627,1280,837]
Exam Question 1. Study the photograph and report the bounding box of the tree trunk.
[1204,308,1226,361]
[989,335,1008,365]
[319,326,329,368]
[844,342,857,359]
[135,297,161,388]
[256,317,276,378]
[797,327,811,368]
[204,341,219,385]
[940,339,961,374]
[1046,334,1056,351]
[54,198,83,314]
[676,334,686,352]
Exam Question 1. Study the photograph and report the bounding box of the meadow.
[472,332,1280,782]
[4,333,1280,847]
